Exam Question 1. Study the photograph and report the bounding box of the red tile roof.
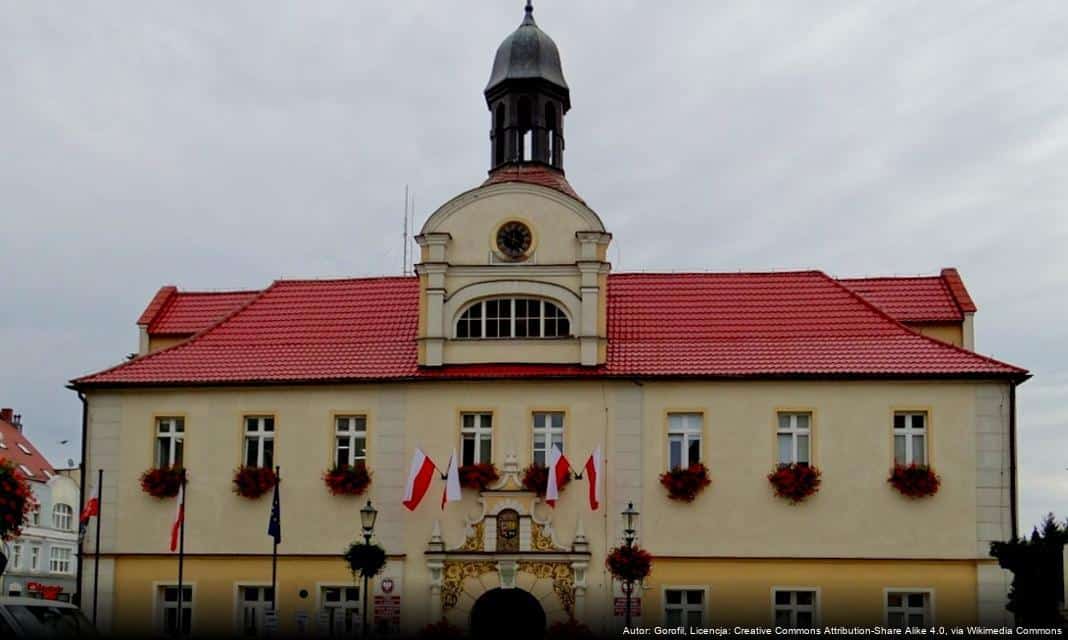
[144,290,261,336]
[0,415,56,483]
[74,272,1025,387]
[482,164,585,203]
[838,268,978,323]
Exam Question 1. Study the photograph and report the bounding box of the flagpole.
[92,468,103,625]
[176,471,187,635]
[271,466,279,614]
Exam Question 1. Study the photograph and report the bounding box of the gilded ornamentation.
[458,521,484,551]
[518,561,575,614]
[530,521,558,551]
[440,561,496,610]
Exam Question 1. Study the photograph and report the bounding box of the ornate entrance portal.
[470,588,546,640]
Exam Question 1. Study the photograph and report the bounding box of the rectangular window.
[11,543,22,570]
[667,413,702,470]
[777,413,811,466]
[156,417,185,468]
[334,416,367,468]
[532,412,564,467]
[461,413,493,466]
[53,504,74,531]
[49,547,73,574]
[484,299,509,338]
[244,416,275,468]
[893,412,927,465]
[664,589,704,627]
[158,585,193,636]
[773,589,817,628]
[886,591,931,628]
[30,545,40,571]
[30,508,39,527]
[238,585,274,636]
[320,586,361,636]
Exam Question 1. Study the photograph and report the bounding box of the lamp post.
[360,501,378,638]
[621,502,639,627]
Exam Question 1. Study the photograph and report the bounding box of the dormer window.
[456,298,570,339]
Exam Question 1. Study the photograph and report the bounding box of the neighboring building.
[0,408,80,602]
[71,4,1028,637]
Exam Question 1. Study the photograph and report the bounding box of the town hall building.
[72,3,1028,636]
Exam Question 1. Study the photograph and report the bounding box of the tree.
[990,513,1067,627]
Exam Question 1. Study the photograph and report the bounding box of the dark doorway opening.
[469,587,546,640]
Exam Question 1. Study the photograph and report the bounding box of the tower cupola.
[485,1,570,171]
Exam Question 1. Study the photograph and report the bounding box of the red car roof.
[838,268,976,323]
[0,416,57,483]
[73,271,1025,387]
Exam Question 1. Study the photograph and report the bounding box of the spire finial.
[525,0,533,13]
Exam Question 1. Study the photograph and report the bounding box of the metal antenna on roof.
[403,185,409,275]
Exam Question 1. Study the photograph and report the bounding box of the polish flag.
[80,484,99,524]
[545,445,571,508]
[584,446,602,511]
[169,484,185,552]
[402,448,437,511]
[441,450,462,509]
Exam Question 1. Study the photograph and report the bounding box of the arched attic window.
[456,298,570,339]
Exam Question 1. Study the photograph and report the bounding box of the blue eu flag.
[267,476,281,544]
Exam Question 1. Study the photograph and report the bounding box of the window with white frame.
[156,417,185,468]
[30,545,40,571]
[664,589,705,626]
[893,412,927,466]
[773,589,817,628]
[30,507,39,526]
[461,413,493,466]
[668,413,702,470]
[885,591,931,628]
[238,585,274,636]
[320,586,361,636]
[777,413,811,466]
[455,298,570,339]
[334,416,367,468]
[49,546,73,574]
[244,416,275,468]
[158,585,193,636]
[52,504,74,531]
[532,412,564,467]
[11,543,22,570]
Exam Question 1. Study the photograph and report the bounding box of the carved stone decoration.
[530,521,563,552]
[518,561,575,614]
[497,509,520,552]
[441,561,497,610]
[459,521,485,551]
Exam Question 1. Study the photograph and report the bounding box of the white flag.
[441,450,461,509]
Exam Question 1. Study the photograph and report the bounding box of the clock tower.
[415,2,611,368]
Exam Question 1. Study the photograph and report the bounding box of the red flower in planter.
[323,464,372,496]
[605,544,653,582]
[521,463,571,496]
[888,464,940,498]
[0,458,40,541]
[767,464,822,503]
[457,463,499,491]
[139,466,185,499]
[659,463,711,502]
[232,466,277,499]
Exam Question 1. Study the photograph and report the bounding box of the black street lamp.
[621,501,640,627]
[360,501,378,638]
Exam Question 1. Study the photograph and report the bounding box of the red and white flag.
[80,484,99,525]
[402,448,437,511]
[584,446,602,510]
[169,484,185,552]
[441,450,462,509]
[545,445,571,508]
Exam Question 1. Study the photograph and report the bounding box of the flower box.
[605,544,652,582]
[521,463,571,496]
[232,466,277,499]
[324,464,372,496]
[0,459,39,541]
[139,466,185,499]
[457,463,499,491]
[659,463,711,502]
[767,463,822,503]
[888,464,940,498]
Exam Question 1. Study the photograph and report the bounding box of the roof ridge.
[274,275,417,285]
[818,272,1026,377]
[72,281,281,385]
[609,270,824,278]
[175,289,263,296]
[837,275,943,282]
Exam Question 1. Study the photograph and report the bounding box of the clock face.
[496,221,533,259]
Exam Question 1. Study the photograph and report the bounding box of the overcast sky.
[2,1,1065,531]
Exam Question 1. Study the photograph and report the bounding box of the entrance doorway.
[469,588,546,640]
